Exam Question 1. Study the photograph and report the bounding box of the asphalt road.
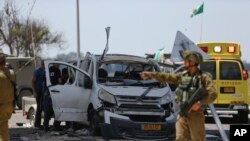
[8,109,250,141]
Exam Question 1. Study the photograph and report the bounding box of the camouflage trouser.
[176,109,206,141]
[0,120,9,141]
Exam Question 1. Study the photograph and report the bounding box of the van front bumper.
[100,111,176,140]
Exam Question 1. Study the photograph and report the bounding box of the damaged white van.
[44,53,176,140]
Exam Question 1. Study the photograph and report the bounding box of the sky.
[1,0,250,62]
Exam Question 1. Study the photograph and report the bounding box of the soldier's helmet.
[182,50,203,64]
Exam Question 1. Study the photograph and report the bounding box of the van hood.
[99,85,171,97]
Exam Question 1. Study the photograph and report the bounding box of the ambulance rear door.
[217,59,248,105]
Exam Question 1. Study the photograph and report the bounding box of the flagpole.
[200,2,204,42]
[190,2,204,42]
[200,12,203,41]
[76,0,81,59]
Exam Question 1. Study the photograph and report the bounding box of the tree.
[0,0,64,57]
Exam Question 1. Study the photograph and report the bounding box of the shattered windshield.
[97,61,166,87]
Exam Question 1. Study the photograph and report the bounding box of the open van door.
[44,61,92,123]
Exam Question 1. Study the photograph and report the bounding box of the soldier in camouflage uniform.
[0,53,15,141]
[141,50,217,141]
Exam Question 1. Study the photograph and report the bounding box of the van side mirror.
[84,77,92,89]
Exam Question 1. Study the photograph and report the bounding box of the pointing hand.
[140,71,153,80]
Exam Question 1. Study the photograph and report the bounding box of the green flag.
[190,3,204,18]
[154,48,164,62]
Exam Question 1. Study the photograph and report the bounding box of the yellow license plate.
[142,124,161,131]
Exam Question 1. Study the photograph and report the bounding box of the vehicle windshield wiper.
[122,79,140,85]
[101,78,162,87]
[122,79,160,86]
[136,86,153,101]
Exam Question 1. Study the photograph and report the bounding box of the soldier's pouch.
[179,76,192,90]
[175,87,183,102]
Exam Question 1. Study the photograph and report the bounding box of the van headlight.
[98,89,116,104]
[160,93,172,104]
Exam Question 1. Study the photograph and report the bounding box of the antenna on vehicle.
[101,26,111,60]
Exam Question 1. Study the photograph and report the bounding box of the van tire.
[89,109,101,136]
[17,89,33,109]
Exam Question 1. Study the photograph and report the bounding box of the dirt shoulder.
[9,110,99,141]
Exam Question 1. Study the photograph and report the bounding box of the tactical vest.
[175,71,201,103]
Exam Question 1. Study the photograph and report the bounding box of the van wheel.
[28,108,35,127]
[89,110,101,136]
[17,89,33,109]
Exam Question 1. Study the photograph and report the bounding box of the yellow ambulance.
[197,42,249,123]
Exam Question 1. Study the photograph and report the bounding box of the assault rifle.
[179,86,208,117]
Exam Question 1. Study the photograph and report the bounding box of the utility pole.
[76,0,81,59]
[28,0,37,67]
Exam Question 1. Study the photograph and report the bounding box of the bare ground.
[9,110,100,141]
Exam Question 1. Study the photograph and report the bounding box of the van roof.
[97,54,150,63]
